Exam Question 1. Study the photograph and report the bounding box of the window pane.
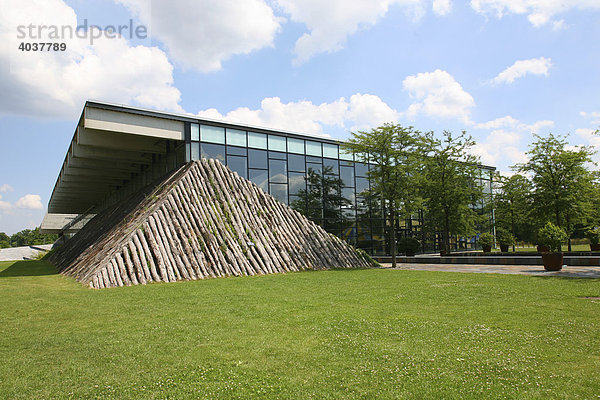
[340,166,355,187]
[288,138,305,154]
[306,141,322,157]
[248,149,267,169]
[323,158,339,175]
[248,131,267,149]
[323,143,338,159]
[339,148,354,161]
[226,155,247,179]
[289,172,306,195]
[201,125,225,144]
[356,177,369,195]
[249,169,268,192]
[226,128,246,147]
[270,183,288,205]
[268,135,286,152]
[288,154,305,172]
[191,123,199,141]
[201,143,225,162]
[227,146,247,156]
[269,159,287,183]
[289,195,306,212]
[191,141,199,160]
[342,187,355,203]
[269,151,286,160]
[307,163,322,176]
[355,162,369,177]
[306,156,322,163]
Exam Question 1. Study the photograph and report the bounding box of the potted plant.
[496,228,515,252]
[585,226,600,251]
[537,222,567,271]
[478,232,494,253]
[398,237,421,257]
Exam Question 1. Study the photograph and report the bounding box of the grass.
[1,260,599,399]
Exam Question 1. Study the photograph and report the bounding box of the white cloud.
[402,69,475,124]
[580,111,600,125]
[197,93,399,136]
[491,57,552,85]
[274,0,426,65]
[470,0,600,28]
[15,194,43,210]
[432,0,452,15]
[575,128,600,164]
[0,0,182,118]
[475,115,554,133]
[0,184,13,193]
[117,0,281,73]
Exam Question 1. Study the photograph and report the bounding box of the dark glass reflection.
[323,158,339,175]
[268,151,286,160]
[356,177,369,195]
[227,146,247,156]
[248,149,267,169]
[288,154,305,172]
[306,156,322,163]
[288,172,306,195]
[340,166,355,187]
[269,159,287,183]
[226,155,247,179]
[307,163,321,176]
[355,162,369,177]
[249,169,268,192]
[201,143,225,162]
[270,183,288,205]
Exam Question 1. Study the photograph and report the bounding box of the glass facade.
[188,122,494,255]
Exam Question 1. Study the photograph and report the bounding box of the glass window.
[288,138,305,154]
[191,123,199,141]
[289,195,305,211]
[340,166,355,187]
[248,149,267,169]
[288,154,305,172]
[201,143,225,162]
[270,183,288,205]
[226,128,246,147]
[306,156,322,163]
[323,158,339,175]
[322,143,338,159]
[307,164,322,176]
[305,141,322,157]
[227,146,247,156]
[289,172,306,195]
[339,148,354,161]
[249,169,268,192]
[268,135,286,152]
[355,162,369,177]
[248,131,267,149]
[201,125,225,144]
[191,141,199,160]
[269,159,287,183]
[226,155,247,179]
[269,151,286,160]
[355,152,369,163]
[342,187,355,203]
[356,177,369,194]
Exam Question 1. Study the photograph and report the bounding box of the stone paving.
[0,245,53,262]
[382,263,600,278]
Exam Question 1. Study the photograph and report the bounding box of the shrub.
[496,228,515,246]
[537,222,567,252]
[585,226,600,245]
[397,237,421,255]
[478,232,495,248]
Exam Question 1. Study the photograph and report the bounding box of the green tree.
[342,123,424,267]
[421,130,484,254]
[515,134,596,250]
[493,173,534,249]
[9,227,58,247]
[0,232,10,248]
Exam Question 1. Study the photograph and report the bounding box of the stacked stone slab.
[49,159,372,288]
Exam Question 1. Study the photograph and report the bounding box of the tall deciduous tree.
[515,133,596,250]
[493,173,534,250]
[343,123,423,267]
[421,130,484,254]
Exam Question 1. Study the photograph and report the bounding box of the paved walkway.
[0,245,53,261]
[382,263,600,278]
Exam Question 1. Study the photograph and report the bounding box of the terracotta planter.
[590,243,600,251]
[542,252,563,271]
[482,245,492,253]
[500,244,509,252]
[537,245,550,253]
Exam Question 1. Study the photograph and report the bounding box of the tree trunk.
[390,206,397,268]
[444,211,450,254]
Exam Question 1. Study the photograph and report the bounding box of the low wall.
[374,254,600,266]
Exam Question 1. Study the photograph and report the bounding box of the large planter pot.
[537,245,550,253]
[542,252,563,271]
[405,252,416,257]
[500,244,509,252]
[590,243,600,251]
[482,245,492,253]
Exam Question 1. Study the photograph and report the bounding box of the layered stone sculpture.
[49,159,372,288]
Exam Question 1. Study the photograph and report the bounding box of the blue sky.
[1,0,599,234]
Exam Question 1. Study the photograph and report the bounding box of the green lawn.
[1,260,599,399]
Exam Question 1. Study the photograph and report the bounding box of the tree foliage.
[493,173,534,245]
[0,227,58,248]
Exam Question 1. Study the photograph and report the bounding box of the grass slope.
[1,260,599,399]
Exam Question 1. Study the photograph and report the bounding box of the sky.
[0,0,599,234]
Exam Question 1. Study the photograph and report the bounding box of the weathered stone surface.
[49,159,372,288]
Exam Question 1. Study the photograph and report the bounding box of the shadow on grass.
[0,260,58,277]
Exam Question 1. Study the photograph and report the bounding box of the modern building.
[41,101,495,254]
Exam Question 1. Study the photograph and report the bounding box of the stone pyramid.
[48,159,372,288]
